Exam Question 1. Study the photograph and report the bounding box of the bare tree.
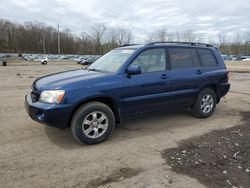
[218,32,229,54]
[90,23,107,54]
[218,32,227,46]
[116,28,133,46]
[148,28,201,43]
[181,30,201,42]
[148,27,172,42]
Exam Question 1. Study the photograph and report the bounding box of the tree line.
[148,27,250,55]
[0,19,250,55]
[0,19,133,55]
[217,32,250,55]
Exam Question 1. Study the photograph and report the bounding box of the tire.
[71,102,115,145]
[191,88,217,118]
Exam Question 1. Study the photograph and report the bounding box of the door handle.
[161,74,169,79]
[196,70,203,74]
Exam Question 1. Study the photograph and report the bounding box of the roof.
[117,41,214,50]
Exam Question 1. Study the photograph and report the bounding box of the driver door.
[122,48,171,116]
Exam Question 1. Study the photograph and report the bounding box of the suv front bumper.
[25,94,74,129]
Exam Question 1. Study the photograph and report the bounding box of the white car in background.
[242,58,250,61]
[41,57,48,65]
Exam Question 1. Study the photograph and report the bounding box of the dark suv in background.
[25,42,230,144]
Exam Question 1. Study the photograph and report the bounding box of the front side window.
[168,48,198,69]
[130,48,166,73]
[197,49,217,67]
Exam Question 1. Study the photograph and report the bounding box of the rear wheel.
[191,88,217,118]
[71,102,115,144]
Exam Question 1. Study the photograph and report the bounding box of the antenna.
[57,23,60,57]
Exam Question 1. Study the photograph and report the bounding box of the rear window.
[197,49,217,67]
[168,48,200,69]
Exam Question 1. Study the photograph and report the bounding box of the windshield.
[87,49,135,73]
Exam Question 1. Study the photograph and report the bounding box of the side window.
[192,49,200,67]
[131,48,166,73]
[197,49,217,67]
[168,48,198,69]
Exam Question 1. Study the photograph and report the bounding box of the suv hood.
[34,69,109,91]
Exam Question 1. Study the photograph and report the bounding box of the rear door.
[196,48,221,86]
[168,47,201,106]
[123,48,171,116]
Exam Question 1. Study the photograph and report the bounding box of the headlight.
[39,90,65,104]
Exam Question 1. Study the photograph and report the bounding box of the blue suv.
[25,42,230,144]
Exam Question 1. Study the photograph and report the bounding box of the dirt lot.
[0,61,249,188]
[225,61,250,72]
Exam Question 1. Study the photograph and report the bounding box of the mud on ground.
[162,111,250,188]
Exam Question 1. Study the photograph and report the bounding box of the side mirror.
[126,65,141,76]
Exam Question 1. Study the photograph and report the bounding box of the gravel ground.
[0,63,249,188]
[162,111,250,188]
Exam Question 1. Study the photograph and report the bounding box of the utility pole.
[42,34,46,54]
[57,23,60,57]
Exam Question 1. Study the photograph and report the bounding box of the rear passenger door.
[196,48,220,86]
[168,47,201,106]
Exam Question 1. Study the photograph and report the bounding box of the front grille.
[31,85,40,102]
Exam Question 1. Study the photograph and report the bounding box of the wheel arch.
[200,84,220,103]
[68,96,121,127]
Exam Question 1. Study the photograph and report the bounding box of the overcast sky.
[0,0,250,42]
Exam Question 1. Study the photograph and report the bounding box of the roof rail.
[121,44,139,47]
[146,41,213,47]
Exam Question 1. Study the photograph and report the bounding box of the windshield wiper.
[87,68,102,72]
[87,68,112,73]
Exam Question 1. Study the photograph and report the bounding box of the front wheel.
[71,102,115,144]
[191,88,217,118]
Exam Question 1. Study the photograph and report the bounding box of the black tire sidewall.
[192,88,217,118]
[71,102,115,144]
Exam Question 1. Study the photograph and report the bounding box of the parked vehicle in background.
[231,55,238,61]
[79,57,99,65]
[41,57,48,65]
[221,54,232,61]
[242,58,250,61]
[234,55,250,61]
[76,57,88,64]
[25,42,230,145]
[60,56,70,60]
